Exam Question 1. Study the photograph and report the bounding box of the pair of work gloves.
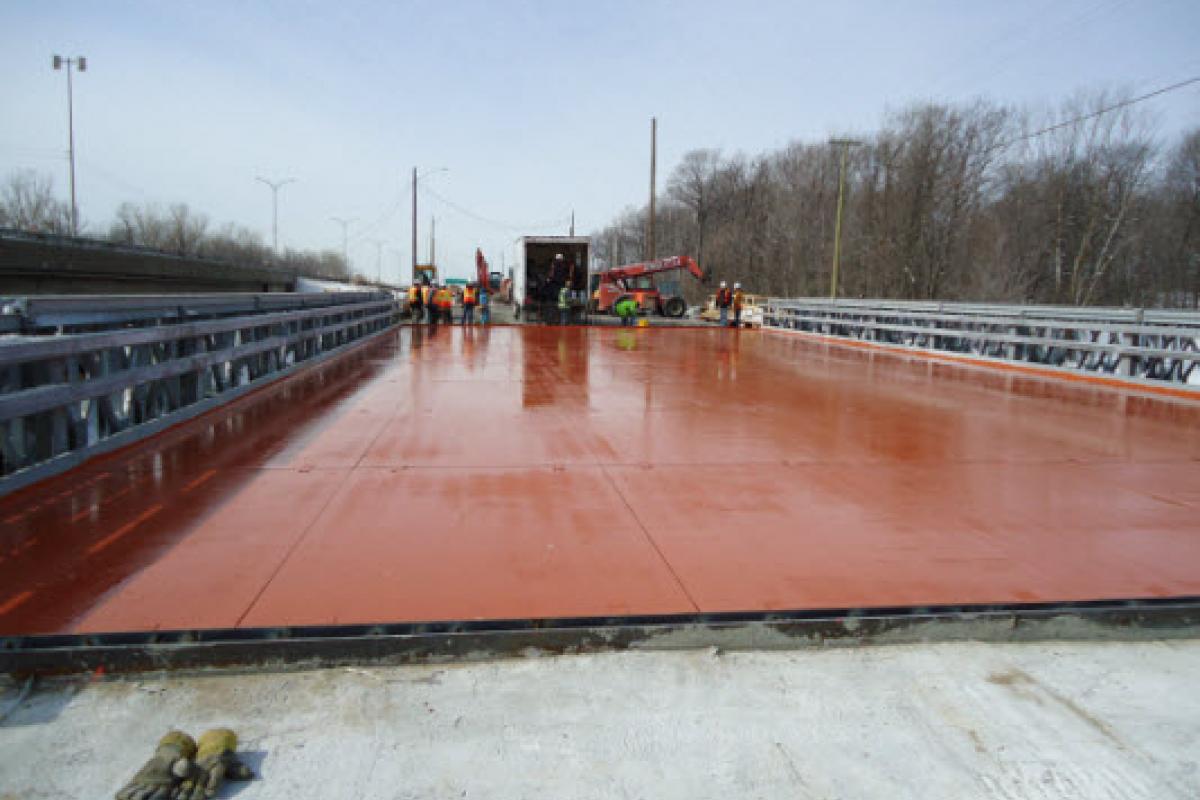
[116,728,254,800]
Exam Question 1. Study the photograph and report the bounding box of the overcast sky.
[2,0,1198,282]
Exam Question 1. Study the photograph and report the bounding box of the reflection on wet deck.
[1,325,1197,634]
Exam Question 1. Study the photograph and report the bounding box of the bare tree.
[0,171,72,233]
[593,92,1194,308]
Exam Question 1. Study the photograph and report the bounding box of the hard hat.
[734,282,741,289]
[555,253,564,260]
[719,281,727,288]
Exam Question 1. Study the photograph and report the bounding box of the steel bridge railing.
[762,298,1200,389]
[0,291,401,494]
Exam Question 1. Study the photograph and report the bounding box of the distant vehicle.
[589,255,704,318]
[512,236,590,322]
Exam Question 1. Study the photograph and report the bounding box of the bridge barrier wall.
[0,227,298,294]
[763,298,1200,391]
[0,291,400,495]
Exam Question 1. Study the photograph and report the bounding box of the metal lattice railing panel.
[763,298,1200,389]
[0,292,400,492]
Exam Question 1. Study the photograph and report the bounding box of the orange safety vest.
[421,285,433,304]
[733,290,745,310]
[434,288,453,309]
[408,286,421,303]
[463,286,477,304]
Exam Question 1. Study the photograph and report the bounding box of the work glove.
[175,728,254,799]
[114,731,196,800]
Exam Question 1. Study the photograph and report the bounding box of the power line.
[420,184,572,231]
[994,76,1200,151]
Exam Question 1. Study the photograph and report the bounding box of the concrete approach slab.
[0,326,1198,635]
[1,640,1197,799]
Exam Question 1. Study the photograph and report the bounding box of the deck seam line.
[598,464,702,613]
[231,347,410,628]
[231,468,356,628]
[232,387,401,628]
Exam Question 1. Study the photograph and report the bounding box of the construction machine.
[590,255,704,318]
[413,264,437,285]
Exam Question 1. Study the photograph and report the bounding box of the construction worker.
[614,294,639,327]
[434,283,454,324]
[715,280,732,326]
[407,283,423,321]
[421,281,435,324]
[479,284,491,325]
[462,282,478,325]
[558,283,572,325]
[732,282,746,328]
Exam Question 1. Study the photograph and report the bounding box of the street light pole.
[330,216,356,273]
[829,138,862,299]
[52,54,86,235]
[256,176,295,253]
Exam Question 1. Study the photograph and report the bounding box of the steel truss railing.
[763,298,1200,388]
[0,292,401,493]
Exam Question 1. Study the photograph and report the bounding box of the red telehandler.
[589,255,704,318]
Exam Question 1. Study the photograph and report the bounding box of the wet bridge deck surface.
[2,326,1198,636]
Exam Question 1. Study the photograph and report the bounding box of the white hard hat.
[719,281,727,287]
[734,282,741,289]
[555,253,564,259]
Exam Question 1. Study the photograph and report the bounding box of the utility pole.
[411,167,449,281]
[52,54,86,235]
[429,216,436,267]
[411,167,418,281]
[570,210,575,237]
[647,116,657,260]
[829,138,862,299]
[255,176,295,253]
[330,216,356,272]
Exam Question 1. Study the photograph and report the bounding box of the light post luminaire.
[411,166,448,281]
[829,138,862,300]
[52,54,86,235]
[256,176,296,253]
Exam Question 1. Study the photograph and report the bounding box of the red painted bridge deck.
[2,326,1198,635]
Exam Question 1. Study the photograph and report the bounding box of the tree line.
[594,93,1200,308]
[0,171,352,282]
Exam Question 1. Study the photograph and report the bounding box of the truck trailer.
[512,236,591,323]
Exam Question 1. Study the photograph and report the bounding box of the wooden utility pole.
[829,138,862,299]
[647,117,657,261]
[411,167,418,282]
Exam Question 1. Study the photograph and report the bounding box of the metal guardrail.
[764,298,1200,388]
[0,292,401,493]
[0,290,388,334]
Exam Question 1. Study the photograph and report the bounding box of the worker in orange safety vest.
[424,283,439,323]
[433,284,455,324]
[461,283,478,325]
[407,284,423,321]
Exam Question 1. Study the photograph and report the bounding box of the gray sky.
[3,0,1198,282]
